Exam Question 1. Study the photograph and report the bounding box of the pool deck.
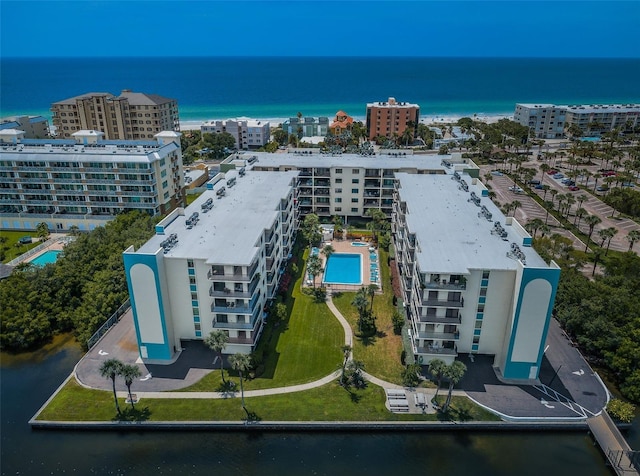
[310,238,381,292]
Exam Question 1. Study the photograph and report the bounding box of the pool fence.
[6,236,75,267]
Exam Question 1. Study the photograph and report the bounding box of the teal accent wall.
[502,266,561,380]
[123,251,172,360]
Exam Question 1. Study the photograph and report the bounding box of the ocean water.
[2,57,639,124]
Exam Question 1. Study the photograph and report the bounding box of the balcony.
[209,285,253,299]
[418,314,462,325]
[313,179,330,187]
[417,331,460,340]
[415,345,458,356]
[227,336,254,345]
[210,302,253,314]
[424,280,467,290]
[422,297,464,308]
[211,319,257,330]
[207,270,253,281]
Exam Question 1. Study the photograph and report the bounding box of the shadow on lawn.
[113,406,151,422]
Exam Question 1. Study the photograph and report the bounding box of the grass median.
[37,377,499,422]
[332,250,406,385]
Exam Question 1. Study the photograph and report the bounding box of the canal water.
[2,337,637,476]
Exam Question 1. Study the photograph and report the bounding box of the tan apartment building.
[366,97,419,140]
[51,90,180,140]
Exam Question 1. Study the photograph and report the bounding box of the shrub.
[607,399,636,423]
[392,310,404,335]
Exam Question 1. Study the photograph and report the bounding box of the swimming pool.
[30,250,62,267]
[323,253,362,285]
[351,242,368,247]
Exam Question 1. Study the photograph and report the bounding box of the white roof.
[137,170,298,265]
[396,172,548,274]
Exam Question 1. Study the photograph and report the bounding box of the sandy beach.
[180,113,513,131]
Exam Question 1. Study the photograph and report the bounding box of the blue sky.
[2,1,639,58]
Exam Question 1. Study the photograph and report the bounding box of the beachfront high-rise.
[513,104,566,139]
[123,169,298,360]
[51,90,180,140]
[514,103,640,138]
[393,171,560,380]
[365,97,419,141]
[0,115,50,139]
[0,129,184,231]
[200,118,270,149]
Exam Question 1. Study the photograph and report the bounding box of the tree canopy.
[0,212,157,352]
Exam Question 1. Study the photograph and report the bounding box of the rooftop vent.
[201,197,214,213]
[491,221,509,241]
[160,233,179,254]
[238,167,246,177]
[185,212,200,229]
[452,171,461,182]
[247,156,258,165]
[468,191,481,206]
[507,242,527,265]
[478,205,493,221]
[459,179,469,192]
[216,186,226,198]
[227,177,236,188]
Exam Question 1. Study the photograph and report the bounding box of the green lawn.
[332,250,406,384]
[0,230,42,263]
[183,246,344,392]
[185,192,203,205]
[37,377,499,422]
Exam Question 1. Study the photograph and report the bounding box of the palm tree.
[351,288,369,333]
[367,283,378,313]
[321,244,334,261]
[204,329,230,384]
[428,359,447,403]
[99,359,124,415]
[340,344,352,385]
[120,364,142,410]
[626,229,640,251]
[541,184,551,202]
[600,227,618,255]
[228,353,252,418]
[306,254,323,289]
[525,218,544,239]
[574,207,587,227]
[544,200,554,225]
[442,360,467,412]
[584,214,602,251]
[510,200,522,217]
[550,189,559,207]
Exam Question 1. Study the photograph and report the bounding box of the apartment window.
[475,321,483,329]
[161,170,167,177]
[194,323,201,331]
[351,188,359,194]
[335,198,342,203]
[190,292,198,300]
[187,259,194,268]
[482,271,490,279]
[164,191,169,199]
[334,188,342,193]
[162,180,168,188]
[473,336,480,344]
[351,198,359,203]
[352,178,359,184]
[189,276,196,285]
[335,178,342,184]
[479,288,487,297]
[477,304,485,313]
[351,207,358,212]
[352,169,359,174]
[335,207,342,212]
[192,307,199,316]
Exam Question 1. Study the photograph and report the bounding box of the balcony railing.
[211,319,257,330]
[210,302,253,314]
[417,331,460,340]
[209,286,253,298]
[418,315,461,325]
[415,345,458,356]
[227,337,254,345]
[424,281,467,290]
[422,297,464,308]
[207,270,253,281]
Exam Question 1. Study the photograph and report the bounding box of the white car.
[508,186,524,193]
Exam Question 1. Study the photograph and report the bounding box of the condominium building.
[201,118,270,149]
[282,116,329,137]
[0,129,184,231]
[514,103,640,138]
[366,97,420,140]
[0,115,50,138]
[123,169,298,360]
[51,90,180,140]
[513,104,566,139]
[247,150,478,219]
[393,171,560,380]
[564,104,640,134]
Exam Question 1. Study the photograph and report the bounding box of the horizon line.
[2,55,640,60]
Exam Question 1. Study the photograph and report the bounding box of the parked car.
[602,171,616,177]
[528,179,541,185]
[553,173,565,179]
[546,169,558,175]
[491,171,503,176]
[596,186,609,192]
[568,186,580,191]
[564,180,576,186]
[508,186,524,193]
[535,184,545,190]
[622,182,636,187]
